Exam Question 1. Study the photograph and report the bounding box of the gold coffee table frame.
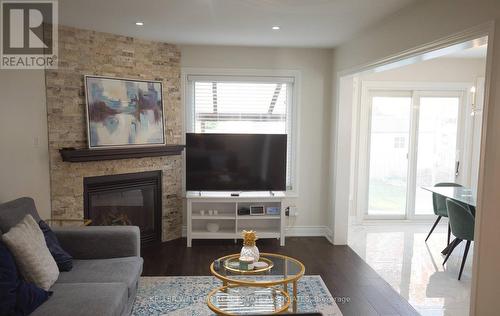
[210,253,305,313]
[207,284,291,315]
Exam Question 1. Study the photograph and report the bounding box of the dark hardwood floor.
[141,237,419,316]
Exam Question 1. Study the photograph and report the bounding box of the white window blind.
[188,76,295,190]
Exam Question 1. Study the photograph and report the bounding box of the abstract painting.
[85,76,165,149]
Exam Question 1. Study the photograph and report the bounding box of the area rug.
[132,276,343,315]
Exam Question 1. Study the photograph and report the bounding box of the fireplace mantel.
[59,145,185,162]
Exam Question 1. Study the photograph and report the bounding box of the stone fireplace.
[84,171,162,244]
[44,25,183,242]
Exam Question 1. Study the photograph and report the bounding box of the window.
[393,136,406,149]
[186,74,296,190]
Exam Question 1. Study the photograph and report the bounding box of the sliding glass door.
[414,94,461,215]
[367,93,412,217]
[365,90,463,219]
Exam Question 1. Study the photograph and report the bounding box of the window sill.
[284,191,299,198]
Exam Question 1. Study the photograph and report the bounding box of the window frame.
[182,68,301,195]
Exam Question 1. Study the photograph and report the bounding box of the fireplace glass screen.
[89,188,154,230]
[84,171,161,244]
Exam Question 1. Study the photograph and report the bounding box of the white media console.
[186,191,286,247]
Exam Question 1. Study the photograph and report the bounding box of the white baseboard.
[181,225,333,241]
[285,225,329,237]
[324,226,334,244]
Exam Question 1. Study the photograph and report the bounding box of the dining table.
[422,185,477,255]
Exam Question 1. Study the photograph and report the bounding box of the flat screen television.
[186,133,287,191]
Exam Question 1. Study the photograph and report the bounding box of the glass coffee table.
[209,253,305,314]
[207,285,290,315]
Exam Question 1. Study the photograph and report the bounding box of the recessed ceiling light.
[272,26,280,30]
[135,21,144,26]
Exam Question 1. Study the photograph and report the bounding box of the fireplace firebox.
[83,171,162,245]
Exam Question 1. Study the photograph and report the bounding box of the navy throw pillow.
[0,241,17,315]
[0,241,50,316]
[38,220,73,271]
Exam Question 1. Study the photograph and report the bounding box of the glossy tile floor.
[348,221,473,316]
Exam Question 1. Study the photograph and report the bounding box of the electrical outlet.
[289,206,298,217]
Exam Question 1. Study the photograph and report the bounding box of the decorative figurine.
[240,230,260,262]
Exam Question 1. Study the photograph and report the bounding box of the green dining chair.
[443,198,475,280]
[425,182,463,244]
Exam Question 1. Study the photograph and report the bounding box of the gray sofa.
[0,197,143,316]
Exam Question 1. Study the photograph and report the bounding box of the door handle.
[455,161,460,176]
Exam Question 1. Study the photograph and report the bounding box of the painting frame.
[84,75,166,149]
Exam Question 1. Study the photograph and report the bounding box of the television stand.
[186,191,286,247]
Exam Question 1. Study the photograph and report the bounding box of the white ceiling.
[58,0,416,48]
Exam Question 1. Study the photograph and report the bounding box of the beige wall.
[360,57,486,82]
[331,0,500,314]
[0,70,51,219]
[333,0,499,71]
[180,45,333,234]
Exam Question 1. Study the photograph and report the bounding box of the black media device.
[238,207,250,216]
[186,133,287,191]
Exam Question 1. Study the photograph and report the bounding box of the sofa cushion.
[0,241,50,316]
[31,283,127,316]
[2,215,59,290]
[0,197,41,234]
[56,257,143,298]
[38,220,73,271]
